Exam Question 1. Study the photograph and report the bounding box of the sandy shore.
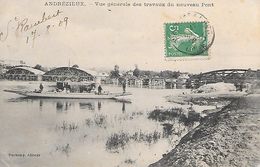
[149,95,260,167]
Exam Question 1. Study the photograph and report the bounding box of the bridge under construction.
[188,69,260,88]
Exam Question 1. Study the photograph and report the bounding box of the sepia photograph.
[0,0,259,166]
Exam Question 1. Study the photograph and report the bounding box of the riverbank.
[149,95,260,167]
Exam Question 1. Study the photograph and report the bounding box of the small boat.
[4,89,132,99]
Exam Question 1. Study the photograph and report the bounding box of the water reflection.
[79,102,95,110]
[6,97,32,103]
[56,101,73,112]
[39,100,43,111]
[7,97,129,113]
[122,102,126,113]
[98,101,101,110]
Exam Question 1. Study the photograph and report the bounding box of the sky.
[0,0,260,73]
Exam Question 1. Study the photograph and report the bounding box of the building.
[165,78,177,89]
[0,59,27,77]
[5,66,44,81]
[127,76,143,88]
[96,72,109,84]
[176,73,190,89]
[125,70,134,76]
[42,67,97,82]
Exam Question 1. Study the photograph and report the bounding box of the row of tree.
[110,65,182,79]
[34,63,182,79]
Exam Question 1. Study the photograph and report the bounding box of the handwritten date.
[0,10,68,47]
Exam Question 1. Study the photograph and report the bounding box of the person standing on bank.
[98,85,102,95]
[122,80,126,93]
[39,83,44,93]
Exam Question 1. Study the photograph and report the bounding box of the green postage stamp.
[165,21,211,59]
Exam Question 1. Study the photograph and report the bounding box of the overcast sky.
[0,0,259,73]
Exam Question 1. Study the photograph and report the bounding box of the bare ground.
[149,95,260,167]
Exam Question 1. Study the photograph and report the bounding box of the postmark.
[164,12,215,60]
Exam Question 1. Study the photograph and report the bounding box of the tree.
[72,64,79,68]
[159,70,181,78]
[133,64,140,77]
[110,65,120,78]
[34,64,48,72]
[114,65,119,71]
[34,64,42,70]
[20,60,26,65]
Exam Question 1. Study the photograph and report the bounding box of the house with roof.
[5,66,45,81]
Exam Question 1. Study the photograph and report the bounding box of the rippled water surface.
[0,81,212,167]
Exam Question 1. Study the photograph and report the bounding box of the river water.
[0,81,214,167]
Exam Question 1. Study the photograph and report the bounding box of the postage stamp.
[164,12,214,60]
[165,22,208,57]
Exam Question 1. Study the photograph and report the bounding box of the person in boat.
[66,84,71,92]
[98,85,102,95]
[39,83,44,93]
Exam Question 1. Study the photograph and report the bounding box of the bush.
[148,108,184,122]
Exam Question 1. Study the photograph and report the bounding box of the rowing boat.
[4,89,132,99]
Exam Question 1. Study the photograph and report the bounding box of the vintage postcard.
[0,0,260,167]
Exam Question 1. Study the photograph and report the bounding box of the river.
[0,81,214,167]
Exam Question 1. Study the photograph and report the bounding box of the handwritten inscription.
[9,153,40,158]
[16,10,63,33]
[0,20,11,42]
[0,10,68,47]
